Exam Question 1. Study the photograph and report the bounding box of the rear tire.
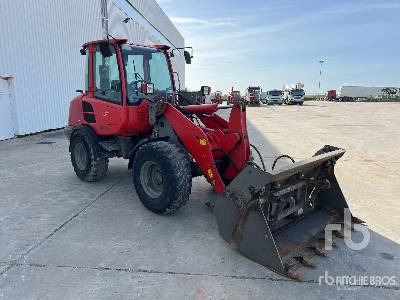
[133,141,192,214]
[70,132,108,182]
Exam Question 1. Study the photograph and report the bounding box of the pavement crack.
[13,262,400,291]
[371,161,400,176]
[0,178,124,277]
[0,260,17,266]
[13,262,292,282]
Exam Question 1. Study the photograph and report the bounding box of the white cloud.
[156,0,174,4]
[170,16,232,27]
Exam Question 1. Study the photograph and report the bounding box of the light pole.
[100,0,109,39]
[318,60,325,101]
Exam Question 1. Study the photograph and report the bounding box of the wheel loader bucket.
[214,145,353,280]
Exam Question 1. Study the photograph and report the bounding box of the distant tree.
[380,87,398,99]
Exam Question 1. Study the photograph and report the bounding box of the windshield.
[291,90,305,96]
[249,89,260,94]
[121,45,173,104]
[268,90,282,96]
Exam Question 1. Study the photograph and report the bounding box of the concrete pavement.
[0,101,399,299]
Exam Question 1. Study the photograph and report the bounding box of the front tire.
[133,141,192,214]
[70,132,108,182]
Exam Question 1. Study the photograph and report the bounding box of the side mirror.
[201,86,211,96]
[172,47,193,64]
[184,50,192,64]
[99,43,113,58]
[141,82,154,95]
[80,48,86,55]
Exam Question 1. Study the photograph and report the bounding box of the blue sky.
[156,0,400,94]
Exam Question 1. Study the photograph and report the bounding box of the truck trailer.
[337,86,400,101]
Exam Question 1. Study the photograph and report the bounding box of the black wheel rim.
[140,161,164,198]
[74,142,88,170]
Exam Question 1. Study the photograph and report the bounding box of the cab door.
[83,44,123,135]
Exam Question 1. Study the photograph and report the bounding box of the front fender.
[68,125,102,160]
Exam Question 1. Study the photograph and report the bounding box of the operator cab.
[69,39,178,136]
[81,39,175,106]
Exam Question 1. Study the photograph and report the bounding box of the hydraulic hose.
[272,155,295,170]
[250,144,266,171]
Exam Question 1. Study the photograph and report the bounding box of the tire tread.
[70,132,108,182]
[134,141,192,214]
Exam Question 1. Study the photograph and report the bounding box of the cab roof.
[82,38,170,50]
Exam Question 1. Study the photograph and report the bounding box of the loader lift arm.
[158,101,251,192]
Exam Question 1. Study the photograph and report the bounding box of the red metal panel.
[163,104,225,193]
[181,103,218,114]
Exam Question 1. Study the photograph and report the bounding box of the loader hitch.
[214,146,352,280]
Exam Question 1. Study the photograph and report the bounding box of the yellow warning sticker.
[199,138,207,146]
[207,169,214,178]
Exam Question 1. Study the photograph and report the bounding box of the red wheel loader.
[227,87,241,104]
[212,91,223,104]
[65,38,357,280]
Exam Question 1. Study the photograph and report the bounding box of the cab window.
[93,44,122,104]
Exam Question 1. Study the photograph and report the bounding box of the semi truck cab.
[246,86,261,106]
[266,90,283,105]
[285,89,305,105]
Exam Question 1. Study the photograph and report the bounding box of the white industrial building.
[0,0,184,140]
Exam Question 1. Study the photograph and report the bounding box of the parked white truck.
[264,89,284,105]
[337,86,400,101]
[283,83,305,105]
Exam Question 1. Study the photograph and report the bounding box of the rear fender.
[69,125,102,160]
